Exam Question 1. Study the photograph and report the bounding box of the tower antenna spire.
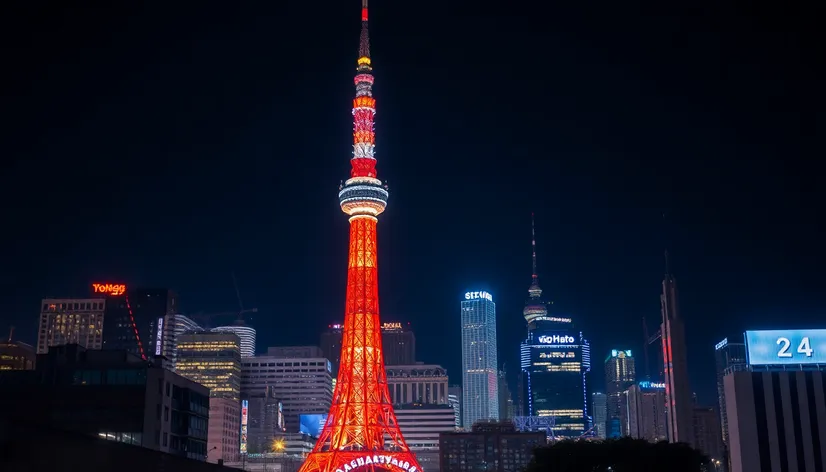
[663,210,672,275]
[531,212,538,282]
[359,0,370,59]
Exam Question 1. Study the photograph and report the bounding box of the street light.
[272,438,286,453]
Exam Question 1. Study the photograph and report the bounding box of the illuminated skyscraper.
[0,339,35,371]
[176,331,242,463]
[461,290,499,427]
[320,321,415,373]
[212,323,256,357]
[520,215,590,438]
[660,252,694,444]
[592,392,607,439]
[714,337,746,450]
[605,349,636,436]
[176,331,242,398]
[157,313,203,371]
[626,381,667,442]
[37,298,105,354]
[298,2,420,470]
[103,287,177,361]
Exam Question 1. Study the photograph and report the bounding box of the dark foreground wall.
[0,420,233,472]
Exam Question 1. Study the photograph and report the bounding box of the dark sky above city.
[1,0,822,404]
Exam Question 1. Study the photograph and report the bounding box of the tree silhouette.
[525,437,710,472]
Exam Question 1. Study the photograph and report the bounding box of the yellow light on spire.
[358,56,371,66]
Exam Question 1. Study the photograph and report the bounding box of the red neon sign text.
[92,283,126,296]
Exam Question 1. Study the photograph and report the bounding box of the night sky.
[2,0,822,405]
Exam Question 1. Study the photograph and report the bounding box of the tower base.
[300,451,422,472]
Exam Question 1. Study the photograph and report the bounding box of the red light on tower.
[298,2,421,472]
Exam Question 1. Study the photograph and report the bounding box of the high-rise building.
[461,290,499,427]
[519,216,590,438]
[176,332,242,399]
[37,298,105,354]
[320,321,415,373]
[498,369,514,420]
[242,386,285,454]
[212,323,256,357]
[156,313,203,371]
[380,322,416,365]
[102,287,177,361]
[626,380,667,442]
[299,2,420,470]
[176,331,242,463]
[660,253,694,444]
[605,349,636,436]
[448,385,462,429]
[394,404,459,472]
[725,369,826,472]
[693,405,725,466]
[386,364,448,405]
[592,392,607,439]
[439,421,546,472]
[240,354,333,433]
[0,338,35,370]
[714,337,747,450]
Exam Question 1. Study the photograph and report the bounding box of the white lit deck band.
[339,183,389,216]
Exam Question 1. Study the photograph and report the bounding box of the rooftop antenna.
[7,325,14,343]
[531,212,538,283]
[663,210,672,275]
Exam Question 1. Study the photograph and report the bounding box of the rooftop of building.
[385,364,447,377]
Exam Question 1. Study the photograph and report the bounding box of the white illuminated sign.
[715,338,728,350]
[538,334,575,344]
[464,291,492,302]
[639,381,666,389]
[155,317,164,356]
[334,455,418,472]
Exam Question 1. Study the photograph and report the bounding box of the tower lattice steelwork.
[298,2,422,472]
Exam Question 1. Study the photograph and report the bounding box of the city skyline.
[2,0,822,410]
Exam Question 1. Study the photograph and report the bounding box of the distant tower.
[714,338,747,451]
[519,214,590,438]
[461,290,499,426]
[298,2,421,471]
[592,392,607,439]
[660,252,694,444]
[605,349,636,436]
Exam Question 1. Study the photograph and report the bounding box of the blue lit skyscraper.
[460,290,499,427]
[520,215,591,438]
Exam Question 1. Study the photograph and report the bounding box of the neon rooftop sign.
[92,283,126,296]
[464,291,492,301]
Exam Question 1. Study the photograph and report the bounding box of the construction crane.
[183,273,258,329]
[186,308,258,329]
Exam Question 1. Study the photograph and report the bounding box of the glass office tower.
[460,290,499,427]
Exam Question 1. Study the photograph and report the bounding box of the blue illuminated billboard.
[299,414,328,438]
[745,329,826,366]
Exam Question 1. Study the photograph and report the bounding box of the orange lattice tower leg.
[298,2,422,472]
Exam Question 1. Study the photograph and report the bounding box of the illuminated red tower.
[298,2,422,472]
